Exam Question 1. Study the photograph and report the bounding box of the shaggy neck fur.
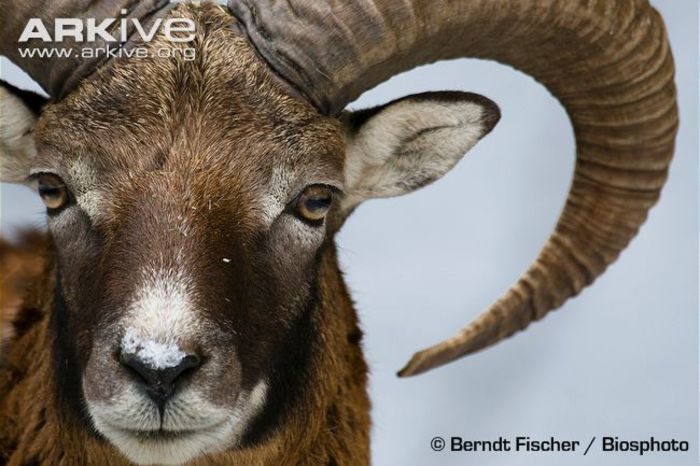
[0,233,370,465]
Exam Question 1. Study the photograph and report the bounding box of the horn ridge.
[230,0,678,375]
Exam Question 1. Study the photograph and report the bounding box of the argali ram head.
[0,0,677,465]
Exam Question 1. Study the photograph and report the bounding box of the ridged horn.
[0,0,172,97]
[230,0,678,376]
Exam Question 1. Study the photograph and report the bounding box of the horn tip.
[396,350,435,378]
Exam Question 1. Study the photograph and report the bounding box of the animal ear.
[341,91,500,212]
[0,82,47,183]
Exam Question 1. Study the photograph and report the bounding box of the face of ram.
[0,7,497,465]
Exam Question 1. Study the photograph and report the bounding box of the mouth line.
[112,420,227,442]
[123,428,196,441]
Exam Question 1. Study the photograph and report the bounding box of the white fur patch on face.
[121,327,187,370]
[260,164,295,225]
[76,189,104,220]
[70,159,105,221]
[343,96,494,211]
[125,267,198,344]
[227,379,269,442]
[85,264,270,464]
[87,380,269,466]
[0,87,39,183]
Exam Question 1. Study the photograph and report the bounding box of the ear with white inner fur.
[341,91,500,213]
[0,82,46,183]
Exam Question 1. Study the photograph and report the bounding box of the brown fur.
[1,231,370,465]
[1,4,371,465]
[0,231,47,351]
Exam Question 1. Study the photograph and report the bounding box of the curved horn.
[230,0,678,375]
[0,0,172,97]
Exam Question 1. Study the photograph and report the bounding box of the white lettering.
[133,18,163,42]
[85,18,116,42]
[18,17,197,44]
[163,19,196,43]
[18,19,52,42]
[55,18,84,42]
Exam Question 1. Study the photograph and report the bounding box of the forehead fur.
[31,3,344,226]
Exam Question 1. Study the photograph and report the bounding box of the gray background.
[1,1,697,465]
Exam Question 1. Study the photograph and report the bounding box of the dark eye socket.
[294,185,334,223]
[35,173,71,212]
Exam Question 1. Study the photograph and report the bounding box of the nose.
[119,351,201,407]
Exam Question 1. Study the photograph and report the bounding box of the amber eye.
[295,185,334,223]
[36,173,70,211]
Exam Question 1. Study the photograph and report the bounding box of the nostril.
[118,353,154,384]
[119,352,202,404]
[168,354,201,384]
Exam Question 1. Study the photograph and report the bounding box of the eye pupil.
[304,197,331,211]
[38,186,60,197]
